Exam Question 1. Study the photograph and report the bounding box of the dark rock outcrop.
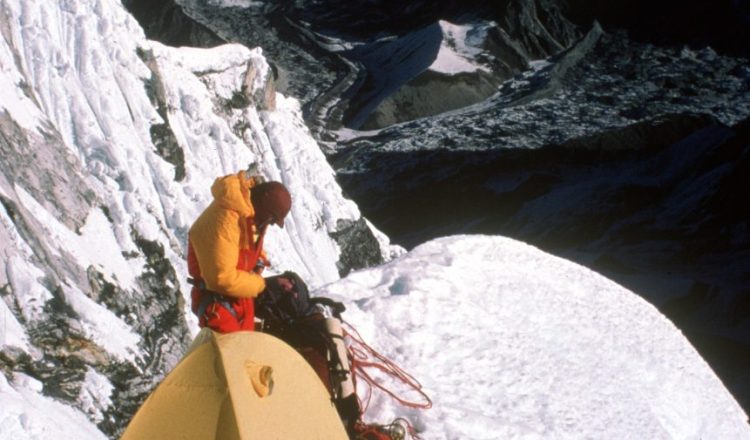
[361,69,501,129]
[123,0,224,48]
[330,218,385,277]
[0,113,96,231]
[342,0,583,129]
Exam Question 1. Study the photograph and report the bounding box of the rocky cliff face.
[127,0,750,132]
[341,0,582,129]
[122,0,224,48]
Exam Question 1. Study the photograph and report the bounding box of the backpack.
[255,272,361,433]
[256,272,426,440]
[255,271,317,326]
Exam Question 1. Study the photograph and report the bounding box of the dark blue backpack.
[255,271,316,326]
[255,271,345,327]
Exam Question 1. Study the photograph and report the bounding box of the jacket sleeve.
[190,209,266,298]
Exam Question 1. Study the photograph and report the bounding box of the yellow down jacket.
[188,171,266,298]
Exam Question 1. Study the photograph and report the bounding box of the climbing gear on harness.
[188,277,239,321]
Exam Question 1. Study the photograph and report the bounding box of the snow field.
[0,374,107,440]
[318,235,750,439]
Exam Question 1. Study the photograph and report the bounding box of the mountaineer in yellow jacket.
[187,170,291,332]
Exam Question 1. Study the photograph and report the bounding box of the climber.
[187,168,291,333]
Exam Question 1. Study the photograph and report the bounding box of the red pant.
[191,287,255,333]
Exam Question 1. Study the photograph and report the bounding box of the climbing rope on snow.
[343,321,432,439]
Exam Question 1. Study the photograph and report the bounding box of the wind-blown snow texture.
[319,236,750,439]
[0,0,748,438]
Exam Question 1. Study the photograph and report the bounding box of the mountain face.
[0,0,399,436]
[133,0,750,414]
[323,15,750,413]
[129,0,582,138]
[339,39,750,417]
[1,0,748,437]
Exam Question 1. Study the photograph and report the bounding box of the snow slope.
[319,235,750,439]
[430,20,492,75]
[0,374,107,440]
[5,234,746,439]
[0,0,748,438]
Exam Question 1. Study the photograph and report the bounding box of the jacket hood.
[210,171,255,217]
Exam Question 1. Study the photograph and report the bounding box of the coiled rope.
[343,321,432,439]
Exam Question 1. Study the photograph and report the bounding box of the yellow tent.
[121,329,348,440]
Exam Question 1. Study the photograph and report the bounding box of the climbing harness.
[188,277,239,321]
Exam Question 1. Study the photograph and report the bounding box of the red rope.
[342,321,432,440]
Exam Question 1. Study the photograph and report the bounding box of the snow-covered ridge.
[318,236,750,439]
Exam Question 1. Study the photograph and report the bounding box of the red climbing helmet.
[251,181,292,228]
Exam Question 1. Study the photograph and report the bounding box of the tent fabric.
[121,329,348,440]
